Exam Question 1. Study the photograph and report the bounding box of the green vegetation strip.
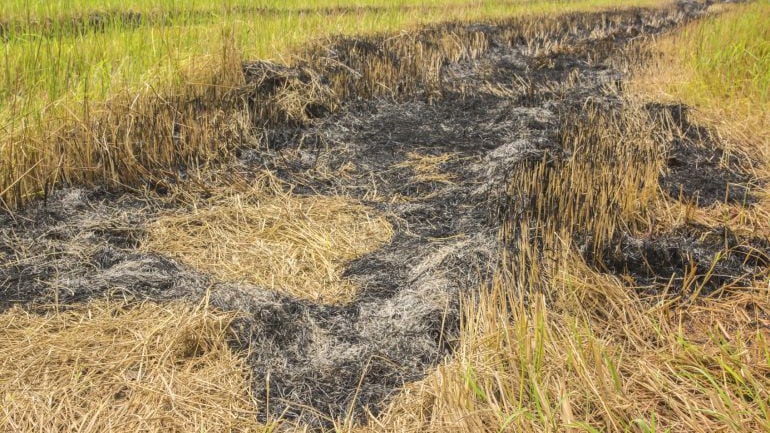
[679,1,770,110]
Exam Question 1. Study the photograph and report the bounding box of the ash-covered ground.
[2,1,767,428]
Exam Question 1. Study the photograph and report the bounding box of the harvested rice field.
[2,0,770,432]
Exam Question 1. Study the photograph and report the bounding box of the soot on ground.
[595,225,770,296]
[648,103,758,207]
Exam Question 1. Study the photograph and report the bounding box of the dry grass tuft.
[144,176,393,304]
[0,301,266,433]
[395,152,459,185]
[504,105,660,267]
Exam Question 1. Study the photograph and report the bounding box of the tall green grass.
[683,2,770,108]
[0,0,486,18]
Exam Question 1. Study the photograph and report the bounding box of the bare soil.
[2,1,767,428]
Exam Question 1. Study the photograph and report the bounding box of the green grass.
[681,1,770,110]
[0,0,488,18]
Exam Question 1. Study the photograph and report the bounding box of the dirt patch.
[2,2,768,430]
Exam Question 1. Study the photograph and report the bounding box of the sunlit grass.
[370,7,770,429]
[2,3,770,432]
[0,0,486,19]
[681,2,769,111]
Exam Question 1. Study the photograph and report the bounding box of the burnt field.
[2,2,769,431]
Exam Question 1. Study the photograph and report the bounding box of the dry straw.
[144,175,393,304]
[3,5,769,433]
[394,152,459,185]
[0,301,266,433]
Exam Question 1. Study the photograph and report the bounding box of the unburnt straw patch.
[144,189,393,304]
[0,302,262,433]
[395,152,459,185]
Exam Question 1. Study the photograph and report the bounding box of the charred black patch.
[647,103,758,206]
[593,225,770,295]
